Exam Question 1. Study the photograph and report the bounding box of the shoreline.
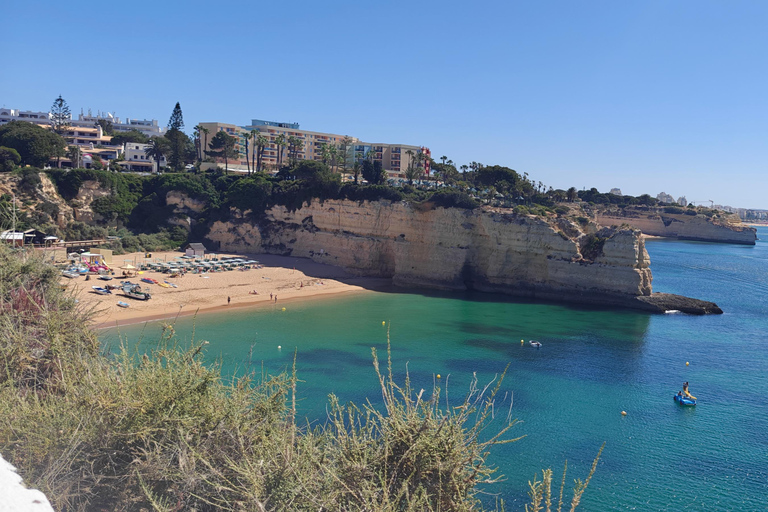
[94,282,385,330]
[61,250,393,330]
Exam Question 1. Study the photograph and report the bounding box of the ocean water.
[102,227,768,510]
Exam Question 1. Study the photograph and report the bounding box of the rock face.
[208,199,656,308]
[71,180,111,223]
[594,206,756,245]
[165,191,207,231]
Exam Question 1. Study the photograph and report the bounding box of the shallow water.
[103,226,768,510]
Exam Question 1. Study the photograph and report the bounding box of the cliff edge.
[593,206,756,245]
[205,199,719,313]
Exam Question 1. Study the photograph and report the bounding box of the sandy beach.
[60,250,390,328]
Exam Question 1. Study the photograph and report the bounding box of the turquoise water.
[102,227,768,510]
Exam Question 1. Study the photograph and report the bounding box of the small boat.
[61,271,79,279]
[674,394,696,406]
[163,280,178,288]
[117,301,130,308]
[98,275,113,281]
[91,286,112,295]
[529,340,542,348]
[157,282,171,288]
[141,277,158,284]
[122,282,152,301]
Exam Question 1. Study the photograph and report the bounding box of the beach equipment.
[91,286,112,295]
[116,301,130,308]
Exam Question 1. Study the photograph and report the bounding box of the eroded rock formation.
[594,206,756,245]
[208,199,656,307]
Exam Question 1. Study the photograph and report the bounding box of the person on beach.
[270,293,273,300]
[228,296,231,305]
[274,295,277,303]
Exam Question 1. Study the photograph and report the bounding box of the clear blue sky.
[2,1,766,208]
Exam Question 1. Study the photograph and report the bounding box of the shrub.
[581,234,607,261]
[426,189,479,209]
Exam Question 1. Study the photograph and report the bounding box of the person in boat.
[683,382,696,399]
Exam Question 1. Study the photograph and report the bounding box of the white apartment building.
[119,142,166,172]
[0,106,166,137]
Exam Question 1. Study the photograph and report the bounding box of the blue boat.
[674,394,696,406]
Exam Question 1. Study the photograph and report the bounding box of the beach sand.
[62,251,390,328]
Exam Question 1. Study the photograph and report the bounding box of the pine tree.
[50,95,71,135]
[50,95,71,167]
[168,102,184,131]
[165,102,187,171]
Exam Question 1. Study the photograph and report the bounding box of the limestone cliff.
[594,206,756,245]
[208,199,654,306]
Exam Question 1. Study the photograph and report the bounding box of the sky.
[1,1,766,208]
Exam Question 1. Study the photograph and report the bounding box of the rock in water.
[633,293,723,315]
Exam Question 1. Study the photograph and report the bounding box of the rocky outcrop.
[165,191,207,232]
[594,206,756,245]
[633,293,723,315]
[208,199,664,309]
[0,174,75,227]
[70,180,111,223]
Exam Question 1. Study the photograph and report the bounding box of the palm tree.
[404,149,416,185]
[328,144,339,173]
[566,187,578,202]
[274,134,286,168]
[440,155,447,165]
[352,162,361,184]
[193,125,202,162]
[145,137,168,173]
[256,134,268,172]
[243,131,252,174]
[460,164,469,177]
[287,136,303,166]
[199,126,209,162]
[250,130,258,172]
[338,136,353,174]
[319,142,330,165]
[66,145,82,168]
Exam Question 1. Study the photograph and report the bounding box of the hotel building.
[199,118,429,178]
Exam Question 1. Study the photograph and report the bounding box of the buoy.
[621,411,627,416]
[521,339,524,345]
[436,374,441,379]
[686,362,690,366]
[282,307,286,311]
[382,321,385,325]
[278,345,281,350]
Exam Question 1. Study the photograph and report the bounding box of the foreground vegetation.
[0,245,601,511]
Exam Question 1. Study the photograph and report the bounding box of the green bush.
[581,234,607,261]
[425,189,479,209]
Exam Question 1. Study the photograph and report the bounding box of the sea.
[102,226,768,511]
